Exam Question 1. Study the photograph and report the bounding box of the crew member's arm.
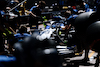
[29,6,37,17]
[29,11,36,17]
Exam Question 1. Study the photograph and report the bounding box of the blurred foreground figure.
[14,31,62,67]
[86,21,100,67]
[86,21,100,52]
[73,0,100,64]
[74,11,96,52]
[0,0,8,54]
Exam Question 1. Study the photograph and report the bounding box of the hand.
[36,16,41,18]
[36,16,44,21]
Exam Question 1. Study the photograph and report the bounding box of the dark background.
[26,0,58,9]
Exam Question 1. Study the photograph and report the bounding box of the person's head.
[64,11,71,18]
[19,25,27,34]
[38,0,46,9]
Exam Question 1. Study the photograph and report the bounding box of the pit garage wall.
[25,0,81,10]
